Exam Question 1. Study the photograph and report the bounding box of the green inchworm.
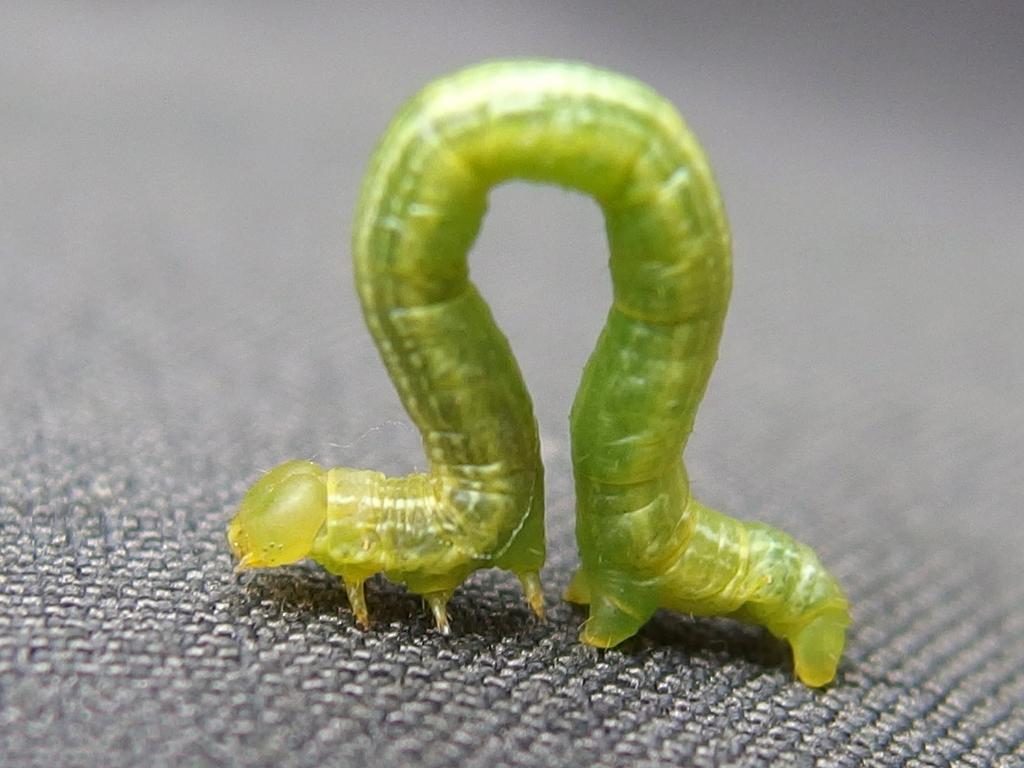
[228,60,850,686]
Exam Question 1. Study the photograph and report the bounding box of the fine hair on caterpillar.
[227,59,850,687]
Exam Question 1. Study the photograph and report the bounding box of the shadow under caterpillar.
[227,60,850,687]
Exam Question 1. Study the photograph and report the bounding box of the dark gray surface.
[2,3,1023,766]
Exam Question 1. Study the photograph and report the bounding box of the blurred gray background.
[2,2,1022,766]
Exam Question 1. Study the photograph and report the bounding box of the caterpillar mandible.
[227,60,850,686]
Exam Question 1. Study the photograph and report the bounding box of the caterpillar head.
[228,460,328,571]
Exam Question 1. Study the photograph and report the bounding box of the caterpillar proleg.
[227,60,850,686]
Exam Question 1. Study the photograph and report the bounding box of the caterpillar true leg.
[227,60,850,686]
[424,591,453,634]
[342,577,370,629]
[518,570,546,620]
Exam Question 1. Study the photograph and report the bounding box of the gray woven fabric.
[2,3,1022,766]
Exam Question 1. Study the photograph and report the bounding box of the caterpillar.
[227,60,850,686]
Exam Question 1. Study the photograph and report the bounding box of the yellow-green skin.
[227,60,850,686]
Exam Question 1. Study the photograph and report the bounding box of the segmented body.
[228,60,850,686]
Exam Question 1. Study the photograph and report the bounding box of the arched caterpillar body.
[227,60,850,686]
